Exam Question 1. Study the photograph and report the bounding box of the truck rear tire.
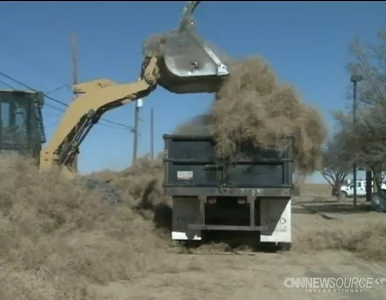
[277,242,291,252]
[177,240,201,249]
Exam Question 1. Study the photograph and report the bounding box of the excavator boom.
[40,57,159,178]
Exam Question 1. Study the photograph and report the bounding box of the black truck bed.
[163,134,294,197]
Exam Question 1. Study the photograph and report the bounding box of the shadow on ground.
[292,207,316,214]
[302,203,371,215]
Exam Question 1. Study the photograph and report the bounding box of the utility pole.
[132,99,143,163]
[72,34,79,97]
[150,108,154,159]
[350,74,363,208]
[366,169,372,202]
[71,33,79,170]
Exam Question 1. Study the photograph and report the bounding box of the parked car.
[337,180,386,199]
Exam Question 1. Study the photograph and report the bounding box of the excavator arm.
[178,1,200,30]
[39,57,159,178]
[40,1,230,178]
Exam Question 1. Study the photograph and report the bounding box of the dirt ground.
[95,185,386,300]
[1,155,385,300]
[96,211,386,300]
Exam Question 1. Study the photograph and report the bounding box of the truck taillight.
[207,197,216,204]
[237,198,246,204]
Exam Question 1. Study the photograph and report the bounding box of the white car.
[340,180,386,198]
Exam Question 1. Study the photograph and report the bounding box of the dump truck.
[163,134,294,251]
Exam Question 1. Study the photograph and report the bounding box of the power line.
[1,79,64,112]
[46,84,70,95]
[1,79,68,112]
[0,71,132,130]
[0,79,14,89]
[0,29,70,86]
[0,73,130,131]
[0,31,133,130]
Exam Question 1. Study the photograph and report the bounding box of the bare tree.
[334,27,386,191]
[347,29,386,109]
[320,131,351,200]
[335,106,386,191]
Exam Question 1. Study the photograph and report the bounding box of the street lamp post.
[350,74,363,208]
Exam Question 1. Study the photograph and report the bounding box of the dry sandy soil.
[1,156,386,300]
[95,183,386,300]
[1,154,385,300]
[95,199,386,300]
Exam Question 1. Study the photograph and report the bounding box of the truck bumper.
[171,195,292,244]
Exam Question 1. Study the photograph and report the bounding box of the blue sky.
[0,1,385,183]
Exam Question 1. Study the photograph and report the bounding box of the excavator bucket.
[142,1,229,94]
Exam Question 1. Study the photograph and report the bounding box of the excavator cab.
[143,1,229,94]
[0,89,45,161]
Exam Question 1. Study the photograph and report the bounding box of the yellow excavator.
[39,1,229,178]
